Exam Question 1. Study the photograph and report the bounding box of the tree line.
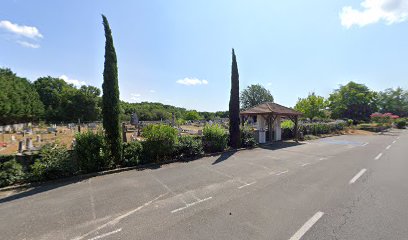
[0,68,228,125]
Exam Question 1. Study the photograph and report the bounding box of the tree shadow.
[257,141,304,151]
[0,178,85,204]
[212,150,237,165]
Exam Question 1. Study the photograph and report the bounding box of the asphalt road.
[0,129,406,240]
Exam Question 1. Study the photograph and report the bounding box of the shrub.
[241,126,256,148]
[202,124,228,153]
[74,131,110,173]
[123,141,143,166]
[0,159,24,187]
[395,119,407,129]
[142,124,178,162]
[300,121,346,136]
[175,135,203,159]
[30,144,75,181]
[347,119,353,126]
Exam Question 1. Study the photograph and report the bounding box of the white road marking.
[289,211,324,240]
[171,197,213,213]
[362,142,369,146]
[71,193,168,240]
[301,163,311,167]
[238,181,256,189]
[275,170,289,176]
[88,228,122,240]
[392,140,397,144]
[318,157,328,161]
[374,153,383,160]
[397,137,400,140]
[386,145,391,150]
[151,174,187,205]
[349,169,367,184]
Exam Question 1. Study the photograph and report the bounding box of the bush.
[202,124,228,153]
[74,131,110,173]
[175,135,203,159]
[241,126,256,148]
[347,119,354,126]
[395,119,407,129]
[30,144,75,181]
[123,141,143,166]
[0,159,24,187]
[142,124,178,162]
[300,121,346,136]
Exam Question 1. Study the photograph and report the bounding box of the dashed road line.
[301,163,311,167]
[275,170,289,176]
[392,140,397,144]
[289,211,324,240]
[237,181,256,189]
[374,153,383,160]
[171,197,213,213]
[386,145,391,150]
[349,169,367,184]
[362,142,369,147]
[88,228,122,240]
[318,157,328,161]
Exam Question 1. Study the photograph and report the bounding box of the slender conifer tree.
[229,49,241,148]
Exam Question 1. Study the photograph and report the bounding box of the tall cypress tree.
[102,15,122,165]
[229,49,241,148]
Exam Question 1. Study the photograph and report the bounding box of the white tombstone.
[26,138,33,150]
[11,135,16,142]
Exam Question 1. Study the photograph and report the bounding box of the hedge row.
[281,120,347,139]
[0,124,256,187]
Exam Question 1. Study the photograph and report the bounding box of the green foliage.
[123,141,143,166]
[300,121,346,135]
[378,87,408,117]
[0,159,24,187]
[294,92,327,120]
[229,49,241,148]
[30,144,76,181]
[33,77,101,122]
[328,81,378,121]
[142,124,178,162]
[184,110,202,121]
[281,120,295,129]
[240,125,256,148]
[102,15,122,166]
[74,131,110,173]
[240,84,274,110]
[395,119,407,129]
[0,68,44,125]
[175,135,203,159]
[347,119,354,126]
[203,124,228,153]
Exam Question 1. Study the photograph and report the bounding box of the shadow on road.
[0,178,84,204]
[258,141,304,150]
[212,150,237,165]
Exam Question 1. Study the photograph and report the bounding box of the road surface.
[0,129,406,240]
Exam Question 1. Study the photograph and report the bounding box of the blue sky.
[1,0,408,111]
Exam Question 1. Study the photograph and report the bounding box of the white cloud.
[267,82,272,86]
[59,75,86,87]
[340,0,408,28]
[17,40,40,49]
[130,93,141,102]
[176,77,209,86]
[149,90,156,93]
[0,20,43,39]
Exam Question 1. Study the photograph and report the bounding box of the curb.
[0,146,256,192]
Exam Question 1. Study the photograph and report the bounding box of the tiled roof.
[240,102,302,116]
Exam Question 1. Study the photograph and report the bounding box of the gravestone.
[36,135,41,142]
[26,138,33,150]
[130,112,139,126]
[11,135,16,142]
[18,140,24,153]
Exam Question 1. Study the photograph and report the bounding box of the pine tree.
[229,49,241,148]
[102,15,122,165]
